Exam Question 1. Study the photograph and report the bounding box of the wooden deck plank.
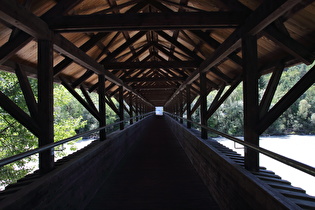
[86,116,219,209]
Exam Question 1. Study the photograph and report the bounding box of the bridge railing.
[0,112,154,168]
[165,112,315,177]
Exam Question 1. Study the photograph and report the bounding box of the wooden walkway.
[86,116,219,209]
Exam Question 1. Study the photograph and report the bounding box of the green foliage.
[206,62,315,136]
[0,72,88,188]
[208,84,244,136]
[265,62,315,135]
[0,72,38,188]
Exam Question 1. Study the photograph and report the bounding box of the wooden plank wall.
[165,115,299,209]
[0,117,152,209]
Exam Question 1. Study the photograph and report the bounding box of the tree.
[0,71,37,188]
[206,62,315,136]
[0,71,87,189]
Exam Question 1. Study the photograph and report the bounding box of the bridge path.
[87,116,219,209]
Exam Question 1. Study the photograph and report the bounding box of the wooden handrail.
[165,112,315,177]
[0,112,154,167]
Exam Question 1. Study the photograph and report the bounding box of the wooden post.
[187,84,192,129]
[140,103,143,118]
[135,96,138,121]
[129,92,133,125]
[139,99,142,119]
[200,72,208,139]
[139,103,142,119]
[179,92,183,124]
[173,103,176,119]
[242,35,259,172]
[175,100,179,121]
[98,75,106,140]
[38,39,54,174]
[119,86,124,130]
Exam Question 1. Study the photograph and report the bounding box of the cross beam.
[0,0,153,107]
[104,61,199,70]
[165,0,303,107]
[49,12,247,32]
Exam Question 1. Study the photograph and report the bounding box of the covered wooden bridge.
[0,0,315,209]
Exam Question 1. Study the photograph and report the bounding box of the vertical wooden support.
[243,35,259,172]
[179,92,183,124]
[200,72,208,139]
[140,103,143,118]
[98,75,106,140]
[186,84,192,128]
[38,39,54,174]
[176,102,179,120]
[119,86,124,130]
[173,102,176,115]
[139,99,142,118]
[139,103,141,119]
[129,92,133,125]
[135,96,138,121]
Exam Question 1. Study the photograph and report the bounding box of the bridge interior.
[1,115,315,209]
[87,116,219,209]
[0,0,315,209]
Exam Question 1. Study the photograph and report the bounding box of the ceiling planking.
[0,0,314,107]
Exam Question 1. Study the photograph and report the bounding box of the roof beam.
[124,76,185,83]
[0,31,33,65]
[49,12,246,32]
[138,87,177,91]
[0,0,83,66]
[190,30,243,66]
[0,0,152,107]
[54,32,110,76]
[264,24,314,64]
[220,0,314,65]
[198,0,304,74]
[103,61,199,70]
[0,0,52,39]
[156,31,203,61]
[165,0,304,106]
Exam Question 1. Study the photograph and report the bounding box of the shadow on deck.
[87,116,219,209]
[1,115,315,209]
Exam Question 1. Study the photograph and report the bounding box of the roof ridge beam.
[48,12,247,33]
[104,60,199,70]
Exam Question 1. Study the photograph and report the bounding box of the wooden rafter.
[220,0,314,65]
[0,0,152,107]
[54,32,110,76]
[49,12,246,32]
[264,24,314,65]
[103,61,199,70]
[165,0,304,107]
[0,32,32,65]
[156,31,203,61]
